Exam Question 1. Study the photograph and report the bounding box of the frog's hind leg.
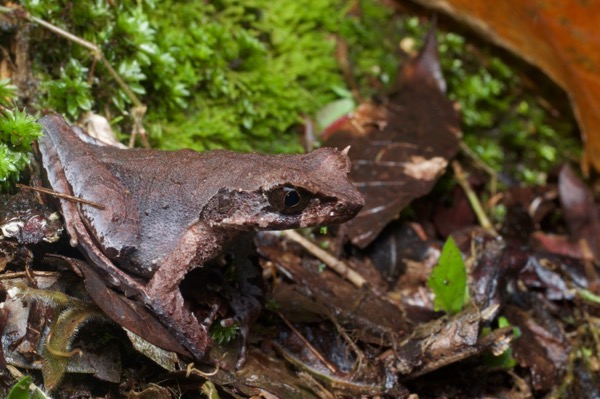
[144,283,211,361]
[38,114,141,262]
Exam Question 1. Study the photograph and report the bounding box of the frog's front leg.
[144,223,227,362]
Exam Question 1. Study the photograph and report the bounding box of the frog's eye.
[267,185,312,214]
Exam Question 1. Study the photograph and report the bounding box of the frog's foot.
[145,288,212,362]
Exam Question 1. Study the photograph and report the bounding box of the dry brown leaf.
[323,29,461,248]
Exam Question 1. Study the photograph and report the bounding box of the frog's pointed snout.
[320,182,364,226]
[341,185,364,221]
[349,190,365,217]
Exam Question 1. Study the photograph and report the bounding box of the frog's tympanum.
[36,114,363,366]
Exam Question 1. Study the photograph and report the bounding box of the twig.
[278,311,339,374]
[129,104,150,148]
[0,270,60,280]
[16,184,106,210]
[185,362,220,378]
[46,329,82,358]
[451,161,498,236]
[335,37,364,104]
[282,230,368,288]
[579,238,600,292]
[0,5,148,146]
[328,312,364,374]
[459,141,498,194]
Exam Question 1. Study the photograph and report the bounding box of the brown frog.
[36,114,363,365]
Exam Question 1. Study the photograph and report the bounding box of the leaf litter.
[0,13,599,399]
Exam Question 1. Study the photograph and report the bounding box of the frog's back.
[86,146,231,275]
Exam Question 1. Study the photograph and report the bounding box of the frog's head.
[199,147,364,231]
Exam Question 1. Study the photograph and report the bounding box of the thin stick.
[335,37,364,104]
[28,12,143,109]
[0,270,60,280]
[328,312,364,374]
[451,161,498,237]
[459,141,498,194]
[278,311,339,374]
[16,184,105,210]
[282,230,368,289]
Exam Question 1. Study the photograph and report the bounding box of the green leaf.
[315,98,356,130]
[0,109,43,191]
[7,376,32,399]
[427,236,468,314]
[42,305,107,391]
[6,375,49,399]
[76,96,93,111]
[498,316,521,338]
[0,109,43,151]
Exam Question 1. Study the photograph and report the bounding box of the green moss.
[0,78,43,191]
[210,321,239,345]
[337,1,404,96]
[42,59,93,119]
[21,0,402,153]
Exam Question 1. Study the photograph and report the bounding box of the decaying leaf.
[393,305,510,378]
[1,276,122,392]
[323,27,461,248]
[505,303,570,391]
[41,305,109,391]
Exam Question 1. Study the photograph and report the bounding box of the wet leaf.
[505,303,569,391]
[520,256,573,301]
[323,28,461,247]
[558,164,600,260]
[470,236,529,309]
[427,236,468,314]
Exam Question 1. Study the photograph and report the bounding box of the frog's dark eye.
[267,185,312,214]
